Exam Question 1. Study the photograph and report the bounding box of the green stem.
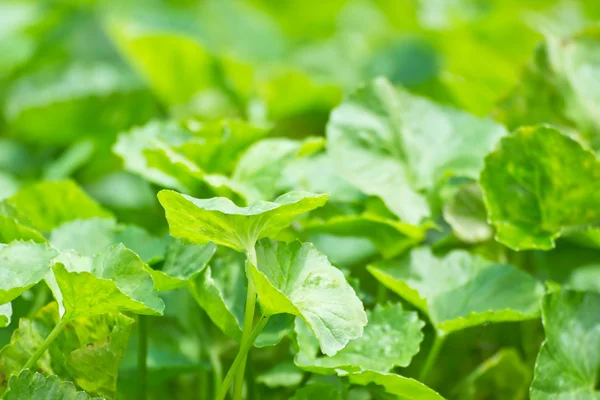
[137,315,148,400]
[419,332,446,383]
[216,316,269,400]
[232,262,257,400]
[22,319,66,371]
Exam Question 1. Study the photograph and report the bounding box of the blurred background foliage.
[0,0,599,399]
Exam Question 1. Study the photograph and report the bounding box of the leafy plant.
[0,1,599,400]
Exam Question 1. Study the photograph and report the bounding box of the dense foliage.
[0,0,599,399]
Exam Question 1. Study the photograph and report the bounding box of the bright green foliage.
[46,245,164,320]
[348,370,445,400]
[4,370,101,400]
[369,247,544,333]
[251,239,366,356]
[442,182,493,244]
[327,77,506,224]
[530,290,600,399]
[0,241,58,304]
[295,303,424,373]
[0,303,11,328]
[159,190,327,251]
[256,361,303,388]
[481,125,600,250]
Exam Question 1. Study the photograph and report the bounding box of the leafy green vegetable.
[4,370,101,400]
[159,190,327,251]
[251,239,366,356]
[530,290,600,399]
[369,247,544,333]
[348,370,445,400]
[327,77,506,224]
[481,125,600,250]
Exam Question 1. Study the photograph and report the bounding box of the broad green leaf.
[368,247,544,333]
[6,181,112,233]
[0,303,11,328]
[256,361,303,388]
[4,62,157,145]
[4,370,100,400]
[46,245,164,320]
[453,349,531,400]
[495,27,600,147]
[113,226,170,265]
[304,214,426,259]
[348,370,445,400]
[442,182,493,244]
[327,77,506,224]
[231,137,324,202]
[189,259,245,340]
[159,190,328,252]
[295,303,424,373]
[530,290,600,400]
[480,125,600,250]
[290,381,342,400]
[250,239,367,356]
[150,240,216,291]
[254,314,295,348]
[0,241,58,304]
[64,313,134,399]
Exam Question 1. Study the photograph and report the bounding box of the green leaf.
[150,240,216,291]
[254,314,295,348]
[0,303,11,328]
[256,361,303,388]
[530,290,600,400]
[327,77,506,224]
[368,247,544,333]
[480,125,600,250]
[0,241,58,304]
[46,245,165,320]
[250,239,367,356]
[295,303,424,373]
[64,313,134,399]
[304,214,426,259]
[442,182,493,244]
[158,190,328,251]
[4,370,101,400]
[188,259,246,340]
[4,62,157,145]
[568,265,600,293]
[348,370,445,400]
[453,348,531,400]
[6,181,112,233]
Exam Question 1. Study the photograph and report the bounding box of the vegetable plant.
[0,1,599,400]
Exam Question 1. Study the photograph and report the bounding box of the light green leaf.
[250,239,366,356]
[6,180,112,233]
[530,290,600,400]
[0,303,11,328]
[113,226,170,265]
[4,62,157,145]
[188,252,245,340]
[453,348,531,400]
[256,361,303,388]
[4,370,101,400]
[442,182,493,244]
[0,241,59,304]
[295,303,424,373]
[368,247,544,333]
[46,245,164,320]
[480,125,600,250]
[50,219,117,257]
[159,190,328,252]
[150,240,216,291]
[64,313,134,399]
[254,314,295,348]
[304,214,426,259]
[348,370,445,400]
[327,77,506,224]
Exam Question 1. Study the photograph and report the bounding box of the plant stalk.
[22,319,66,371]
[137,315,148,400]
[419,332,446,383]
[216,316,269,400]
